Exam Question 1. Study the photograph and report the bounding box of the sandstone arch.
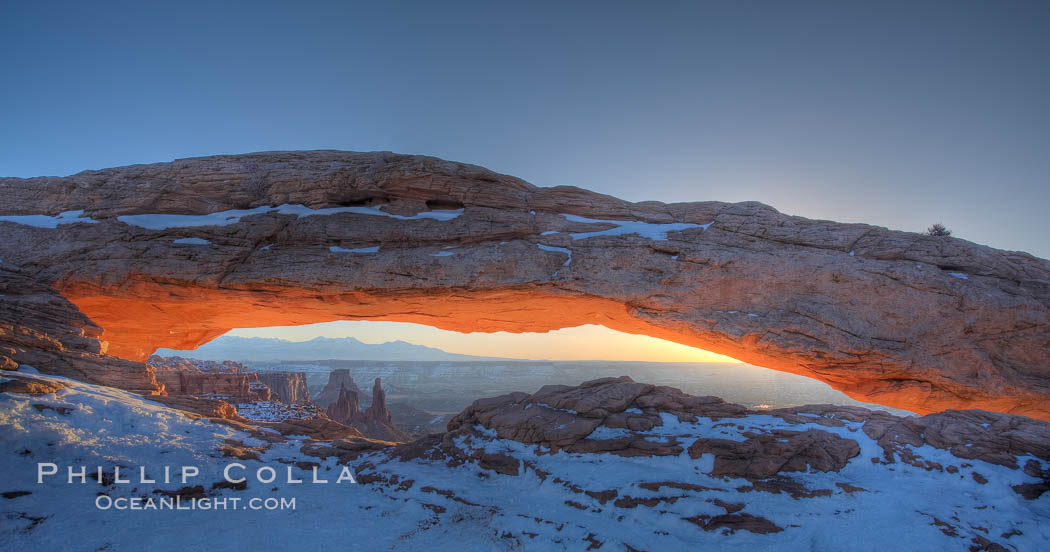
[1,151,1048,419]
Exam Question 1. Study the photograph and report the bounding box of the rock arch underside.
[1,151,1048,420]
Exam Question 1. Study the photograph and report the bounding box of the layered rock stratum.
[326,377,412,442]
[255,372,310,405]
[0,265,160,394]
[1,151,1048,418]
[314,368,363,407]
[147,355,270,401]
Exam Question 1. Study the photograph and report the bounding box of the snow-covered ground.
[2,372,1047,551]
[359,412,1050,551]
[232,401,321,422]
[0,373,448,551]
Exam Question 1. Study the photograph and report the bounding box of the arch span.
[2,151,1048,419]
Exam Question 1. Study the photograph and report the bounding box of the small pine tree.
[926,223,951,237]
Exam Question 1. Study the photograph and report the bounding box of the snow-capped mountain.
[156,336,505,362]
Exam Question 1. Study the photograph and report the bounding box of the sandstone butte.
[0,151,1047,419]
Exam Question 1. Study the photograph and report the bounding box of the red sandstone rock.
[256,372,310,405]
[1,151,1049,418]
[325,384,360,423]
[0,355,19,371]
[146,394,246,422]
[0,265,160,394]
[444,376,1050,480]
[688,429,861,479]
[148,355,269,401]
[314,369,363,407]
[0,373,69,395]
[325,378,411,442]
[366,378,392,423]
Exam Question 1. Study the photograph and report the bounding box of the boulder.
[688,429,861,479]
[444,376,1050,476]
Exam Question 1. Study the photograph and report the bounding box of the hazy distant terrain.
[161,336,914,436]
[157,335,508,362]
[240,359,915,435]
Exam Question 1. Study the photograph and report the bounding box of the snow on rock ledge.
[2,373,1049,550]
[342,377,1050,550]
[1,151,1049,419]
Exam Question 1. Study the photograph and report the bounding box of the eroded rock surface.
[0,265,160,394]
[256,372,310,405]
[444,377,1050,475]
[326,378,411,442]
[0,373,69,395]
[5,371,1049,550]
[345,377,1049,548]
[0,151,1048,417]
[314,368,363,407]
[148,355,270,401]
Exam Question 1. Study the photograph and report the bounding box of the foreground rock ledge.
[435,376,1050,487]
[1,151,1049,418]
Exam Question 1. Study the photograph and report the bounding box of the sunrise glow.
[226,321,742,363]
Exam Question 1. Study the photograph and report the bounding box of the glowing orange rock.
[0,151,1047,420]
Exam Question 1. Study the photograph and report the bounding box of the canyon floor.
[2,369,1047,551]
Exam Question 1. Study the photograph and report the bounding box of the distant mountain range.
[154,336,507,362]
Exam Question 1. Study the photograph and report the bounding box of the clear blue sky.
[3,0,1048,259]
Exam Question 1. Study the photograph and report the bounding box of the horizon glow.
[224,322,742,363]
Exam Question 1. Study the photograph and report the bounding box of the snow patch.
[118,204,463,230]
[694,452,716,473]
[118,206,271,229]
[330,246,380,254]
[173,238,211,245]
[3,374,1049,551]
[537,244,572,266]
[561,214,705,241]
[0,209,100,228]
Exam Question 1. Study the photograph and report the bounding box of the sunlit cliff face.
[61,282,743,364]
[56,279,1050,421]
